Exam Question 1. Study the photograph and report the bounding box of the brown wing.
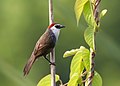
[33,29,56,57]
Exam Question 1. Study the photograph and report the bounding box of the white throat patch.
[50,26,60,40]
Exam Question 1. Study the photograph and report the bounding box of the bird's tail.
[23,54,36,76]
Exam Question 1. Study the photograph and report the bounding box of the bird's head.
[48,23,65,40]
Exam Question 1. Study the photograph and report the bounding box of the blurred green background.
[0,0,120,86]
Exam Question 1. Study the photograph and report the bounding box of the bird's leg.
[44,56,56,66]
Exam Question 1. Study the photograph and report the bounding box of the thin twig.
[50,49,56,86]
[49,0,56,86]
[81,71,88,77]
[87,49,95,86]
[49,0,54,24]
[62,83,68,86]
[87,0,101,86]
[94,0,101,25]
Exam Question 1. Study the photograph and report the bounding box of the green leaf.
[70,50,84,78]
[70,46,87,78]
[84,26,95,50]
[82,48,90,71]
[63,49,80,58]
[68,73,79,86]
[83,1,97,27]
[92,71,102,86]
[85,71,102,86]
[68,46,89,86]
[37,74,60,86]
[100,9,107,19]
[74,0,88,25]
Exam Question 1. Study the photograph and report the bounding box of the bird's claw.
[49,62,56,66]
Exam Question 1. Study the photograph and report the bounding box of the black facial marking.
[55,24,65,29]
[55,24,61,29]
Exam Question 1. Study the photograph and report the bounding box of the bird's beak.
[60,25,65,28]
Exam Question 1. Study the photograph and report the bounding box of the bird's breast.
[50,31,56,44]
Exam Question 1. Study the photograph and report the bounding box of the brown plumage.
[23,29,56,76]
[23,23,65,76]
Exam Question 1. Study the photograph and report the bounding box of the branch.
[87,0,101,86]
[49,0,54,24]
[49,0,56,86]
[87,49,95,86]
[50,49,56,86]
[94,0,101,25]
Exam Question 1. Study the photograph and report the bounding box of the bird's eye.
[55,25,60,28]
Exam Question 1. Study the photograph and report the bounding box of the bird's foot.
[49,62,56,66]
[43,56,56,66]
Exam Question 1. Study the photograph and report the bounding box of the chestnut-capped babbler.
[23,23,65,76]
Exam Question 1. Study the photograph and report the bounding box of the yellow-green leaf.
[84,26,95,50]
[63,49,80,58]
[68,73,79,86]
[37,74,60,86]
[70,46,89,77]
[68,46,89,85]
[100,9,107,19]
[74,0,88,25]
[70,51,84,78]
[82,48,90,71]
[83,1,97,27]
[85,71,102,86]
[92,71,102,86]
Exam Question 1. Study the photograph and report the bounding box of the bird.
[23,23,65,76]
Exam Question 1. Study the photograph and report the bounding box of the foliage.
[62,0,107,86]
[37,74,60,86]
[91,71,102,86]
[64,46,89,86]
[74,0,88,25]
